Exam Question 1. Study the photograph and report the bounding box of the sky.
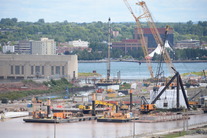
[0,0,207,23]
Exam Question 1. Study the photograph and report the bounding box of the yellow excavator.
[140,96,156,114]
[78,100,117,114]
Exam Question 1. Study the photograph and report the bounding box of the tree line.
[0,18,207,60]
[1,18,207,43]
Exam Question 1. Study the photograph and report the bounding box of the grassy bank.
[0,78,73,100]
[182,70,207,76]
[78,72,101,77]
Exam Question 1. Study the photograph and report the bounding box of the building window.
[11,65,13,74]
[31,66,34,75]
[62,66,64,75]
[51,66,54,75]
[35,66,40,74]
[22,66,24,74]
[56,66,60,75]
[42,66,44,75]
[15,66,20,75]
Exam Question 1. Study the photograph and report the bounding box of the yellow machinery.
[140,96,156,114]
[188,101,199,106]
[78,105,92,111]
[140,104,156,113]
[188,90,202,107]
[95,100,117,111]
[79,100,117,114]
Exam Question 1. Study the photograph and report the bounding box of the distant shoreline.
[78,59,207,63]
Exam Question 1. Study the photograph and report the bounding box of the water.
[79,62,207,79]
[0,114,207,138]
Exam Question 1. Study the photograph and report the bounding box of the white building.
[31,38,56,55]
[68,39,89,48]
[3,46,15,53]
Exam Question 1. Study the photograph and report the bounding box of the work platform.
[23,115,100,123]
[97,117,138,123]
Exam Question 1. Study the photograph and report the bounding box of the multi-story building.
[31,38,56,55]
[112,39,144,54]
[0,54,78,80]
[112,28,174,54]
[14,38,56,55]
[15,40,32,54]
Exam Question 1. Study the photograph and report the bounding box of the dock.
[134,114,190,123]
[97,117,139,123]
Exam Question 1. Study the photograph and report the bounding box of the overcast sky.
[0,0,206,23]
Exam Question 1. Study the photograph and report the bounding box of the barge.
[23,116,98,123]
[96,112,137,123]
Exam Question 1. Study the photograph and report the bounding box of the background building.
[134,28,174,48]
[0,54,78,80]
[112,28,174,54]
[3,46,15,53]
[175,39,201,49]
[15,40,32,54]
[31,38,56,55]
[68,39,89,48]
[112,39,143,54]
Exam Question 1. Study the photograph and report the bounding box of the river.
[0,62,207,137]
[0,114,207,138]
[79,62,207,79]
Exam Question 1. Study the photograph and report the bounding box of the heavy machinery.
[78,100,117,114]
[136,1,175,76]
[140,96,156,114]
[188,90,202,108]
[151,68,190,110]
[123,0,154,78]
[123,0,175,78]
[95,18,120,86]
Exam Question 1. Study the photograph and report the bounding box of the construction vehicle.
[78,100,117,114]
[140,96,156,114]
[78,104,93,114]
[188,90,202,108]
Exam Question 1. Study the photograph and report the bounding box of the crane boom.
[123,0,154,78]
[137,1,175,75]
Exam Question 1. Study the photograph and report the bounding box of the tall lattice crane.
[123,0,175,77]
[137,1,175,76]
[123,0,154,78]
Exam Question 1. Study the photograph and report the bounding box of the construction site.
[0,0,207,138]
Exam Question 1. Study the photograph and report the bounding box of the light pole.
[54,118,56,138]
